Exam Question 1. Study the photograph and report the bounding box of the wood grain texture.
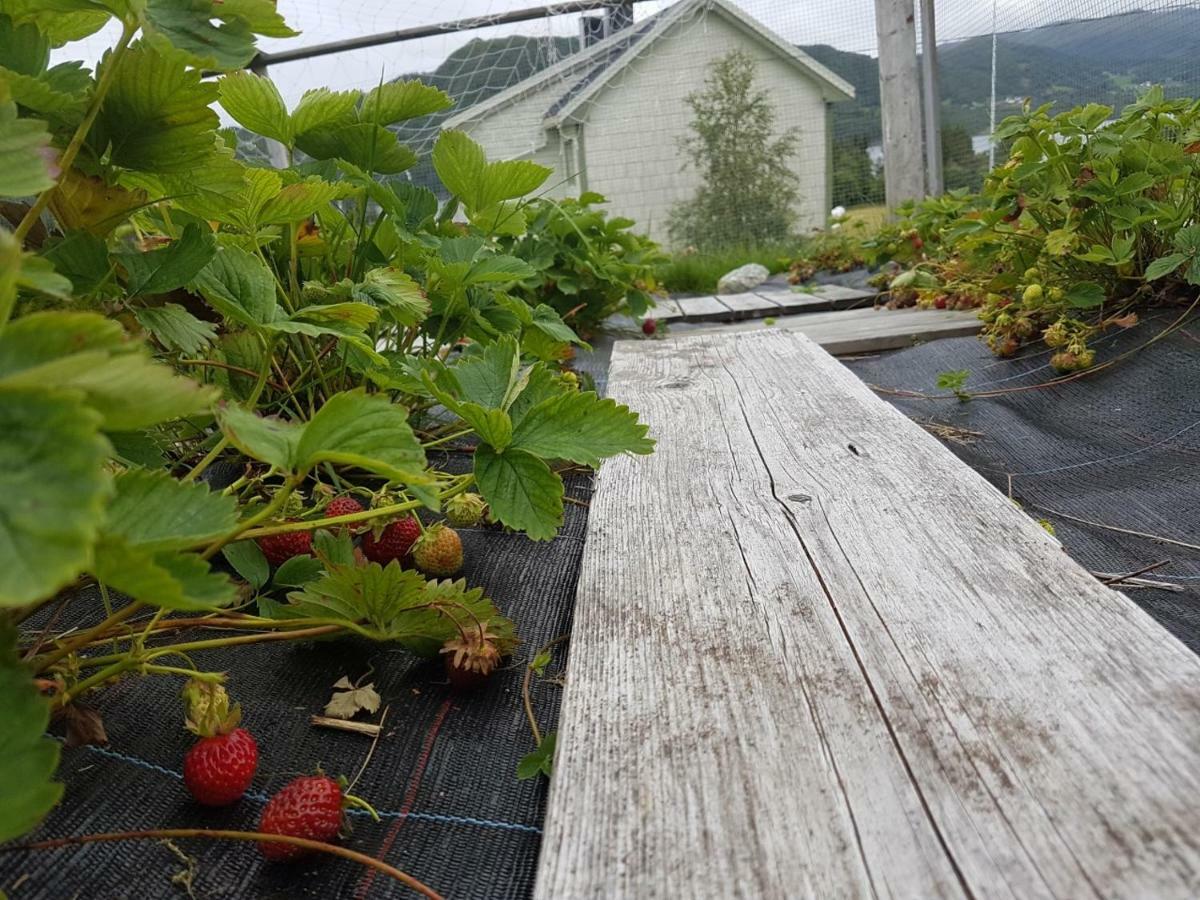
[714,291,779,318]
[675,295,732,321]
[535,330,1200,899]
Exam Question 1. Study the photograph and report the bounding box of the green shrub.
[501,193,664,336]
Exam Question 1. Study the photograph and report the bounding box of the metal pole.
[918,0,943,196]
[874,0,926,213]
[254,0,645,68]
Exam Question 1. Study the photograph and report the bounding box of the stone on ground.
[717,263,769,294]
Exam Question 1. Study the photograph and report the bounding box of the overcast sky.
[60,0,1169,110]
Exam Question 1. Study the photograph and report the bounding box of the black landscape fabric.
[845,309,1200,655]
[2,449,590,900]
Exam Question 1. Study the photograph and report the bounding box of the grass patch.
[655,243,797,294]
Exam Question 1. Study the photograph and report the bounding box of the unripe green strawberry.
[445,493,486,528]
[412,523,463,577]
[1022,283,1044,304]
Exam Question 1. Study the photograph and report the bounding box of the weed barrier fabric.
[844,310,1200,655]
[2,450,591,899]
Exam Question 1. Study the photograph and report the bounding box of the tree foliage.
[668,50,800,249]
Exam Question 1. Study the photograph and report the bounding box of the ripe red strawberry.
[181,679,257,807]
[257,522,313,567]
[362,516,421,564]
[641,318,657,336]
[184,728,258,806]
[258,775,344,861]
[325,496,365,519]
[412,523,463,577]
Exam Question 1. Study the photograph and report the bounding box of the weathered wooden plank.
[646,297,685,321]
[807,283,878,302]
[686,307,980,354]
[536,330,1200,899]
[713,291,778,318]
[674,294,730,321]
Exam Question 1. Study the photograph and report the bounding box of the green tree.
[668,49,800,249]
[831,135,883,207]
[941,124,988,192]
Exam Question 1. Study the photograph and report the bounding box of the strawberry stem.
[0,828,443,898]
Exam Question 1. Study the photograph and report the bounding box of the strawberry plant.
[0,0,654,848]
[804,88,1200,366]
[500,193,665,338]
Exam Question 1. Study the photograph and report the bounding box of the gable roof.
[442,0,854,131]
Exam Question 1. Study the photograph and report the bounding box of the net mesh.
[54,1,1200,247]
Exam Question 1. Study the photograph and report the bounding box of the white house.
[442,0,855,245]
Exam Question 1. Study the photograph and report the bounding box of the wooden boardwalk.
[660,283,877,323]
[536,330,1200,899]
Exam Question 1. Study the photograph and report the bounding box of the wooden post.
[918,0,943,196]
[874,0,925,213]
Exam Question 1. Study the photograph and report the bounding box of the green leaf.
[118,223,216,295]
[0,312,217,430]
[15,253,72,298]
[458,403,512,450]
[223,539,269,590]
[0,0,110,45]
[190,245,277,327]
[1144,253,1188,281]
[136,303,217,355]
[432,130,550,213]
[452,336,522,409]
[282,560,515,654]
[297,390,430,484]
[42,230,111,295]
[360,80,452,126]
[0,63,89,119]
[295,123,416,175]
[272,553,324,587]
[510,390,653,466]
[474,445,563,540]
[89,44,220,175]
[1064,282,1107,309]
[0,631,63,841]
[290,87,358,137]
[464,254,535,286]
[218,403,300,470]
[102,468,237,552]
[258,177,347,226]
[218,70,291,143]
[143,0,296,70]
[0,93,57,197]
[354,268,429,326]
[92,537,236,610]
[0,387,109,606]
[530,649,552,676]
[516,731,556,780]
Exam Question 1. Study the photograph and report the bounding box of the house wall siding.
[576,12,830,245]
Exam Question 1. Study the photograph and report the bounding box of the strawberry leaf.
[516,731,556,781]
[0,387,109,606]
[474,446,563,541]
[0,627,63,841]
[91,537,237,611]
[324,681,381,719]
[117,223,216,295]
[432,130,550,214]
[509,390,654,467]
[102,468,237,552]
[222,540,269,590]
